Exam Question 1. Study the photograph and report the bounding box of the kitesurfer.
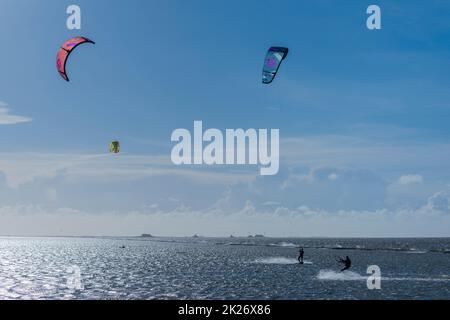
[298,247,304,264]
[338,256,352,272]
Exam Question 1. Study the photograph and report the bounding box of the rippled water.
[0,237,449,300]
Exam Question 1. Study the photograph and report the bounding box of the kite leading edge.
[56,36,95,82]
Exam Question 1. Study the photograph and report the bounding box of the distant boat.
[192,234,200,238]
[254,234,265,238]
[141,234,153,238]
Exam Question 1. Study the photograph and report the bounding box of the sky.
[0,0,450,237]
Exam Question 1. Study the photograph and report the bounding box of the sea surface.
[0,237,449,300]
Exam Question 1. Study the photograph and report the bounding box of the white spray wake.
[317,270,366,281]
[253,257,313,265]
[317,270,450,282]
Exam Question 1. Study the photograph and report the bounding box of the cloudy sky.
[0,0,450,237]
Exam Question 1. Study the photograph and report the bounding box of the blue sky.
[0,0,450,236]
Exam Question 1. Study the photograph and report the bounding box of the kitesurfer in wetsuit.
[338,256,351,272]
[298,247,304,264]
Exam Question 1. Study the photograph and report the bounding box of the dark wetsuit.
[340,256,352,272]
[298,248,304,264]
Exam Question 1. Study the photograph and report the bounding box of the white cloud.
[280,135,450,171]
[45,188,58,202]
[262,201,281,206]
[0,133,448,236]
[398,174,423,185]
[0,152,254,188]
[328,173,339,181]
[425,191,450,214]
[0,102,31,125]
[0,195,449,237]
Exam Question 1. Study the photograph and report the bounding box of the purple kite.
[56,37,95,81]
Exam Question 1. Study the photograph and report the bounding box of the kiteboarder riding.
[338,256,352,272]
[298,247,304,264]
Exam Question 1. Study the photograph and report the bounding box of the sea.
[0,237,449,300]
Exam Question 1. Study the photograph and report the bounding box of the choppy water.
[0,237,449,300]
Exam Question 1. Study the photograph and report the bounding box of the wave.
[317,245,446,254]
[430,249,450,254]
[253,257,313,265]
[268,242,298,248]
[330,247,449,254]
[119,237,450,255]
[316,270,450,282]
[227,241,299,248]
[222,241,437,254]
[405,250,427,254]
[327,246,417,252]
[227,242,261,247]
[387,277,450,282]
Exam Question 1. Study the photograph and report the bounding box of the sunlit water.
[0,237,449,300]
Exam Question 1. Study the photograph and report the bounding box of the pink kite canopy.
[56,37,95,81]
